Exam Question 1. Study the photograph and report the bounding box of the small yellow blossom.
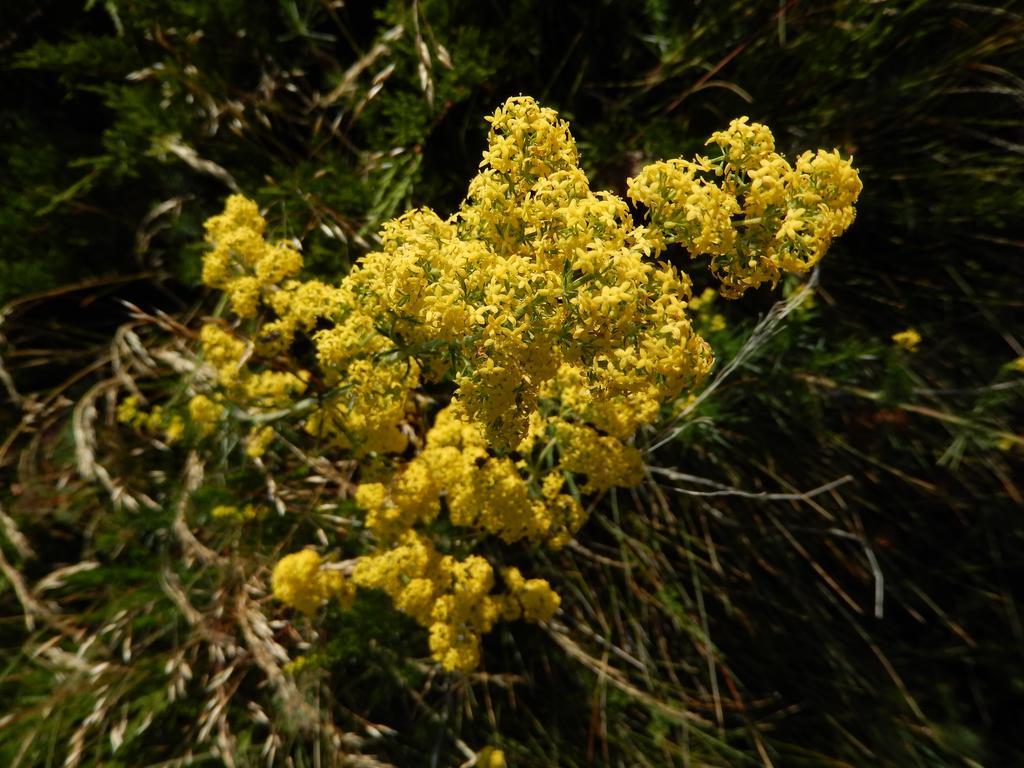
[282,654,310,675]
[211,504,238,519]
[116,396,185,444]
[211,503,264,521]
[116,395,140,425]
[245,425,276,458]
[502,567,560,622]
[272,549,354,615]
[188,394,224,437]
[199,324,246,386]
[477,747,507,768]
[164,415,185,444]
[892,328,922,352]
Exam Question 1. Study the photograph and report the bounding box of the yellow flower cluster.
[892,328,922,352]
[628,116,862,298]
[476,748,507,768]
[211,503,264,522]
[355,402,588,547]
[353,531,559,671]
[183,96,859,672]
[116,395,185,444]
[196,197,415,456]
[549,419,644,493]
[245,425,276,458]
[348,96,721,449]
[271,549,355,615]
[201,196,304,318]
[187,394,225,437]
[198,324,247,387]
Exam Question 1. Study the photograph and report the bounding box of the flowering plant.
[126,96,860,672]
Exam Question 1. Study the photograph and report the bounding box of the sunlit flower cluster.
[153,96,859,671]
[352,530,559,671]
[272,549,355,616]
[628,116,862,297]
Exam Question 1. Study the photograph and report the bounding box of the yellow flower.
[211,504,238,519]
[164,415,185,444]
[708,116,777,171]
[116,395,143,428]
[199,324,246,385]
[272,549,354,615]
[188,394,224,437]
[477,747,507,768]
[892,328,922,352]
[502,567,560,622]
[245,426,276,458]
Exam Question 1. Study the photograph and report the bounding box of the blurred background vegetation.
[1,0,1023,765]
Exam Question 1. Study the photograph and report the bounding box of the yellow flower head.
[477,747,507,768]
[892,328,922,353]
[188,394,224,437]
[272,549,354,615]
